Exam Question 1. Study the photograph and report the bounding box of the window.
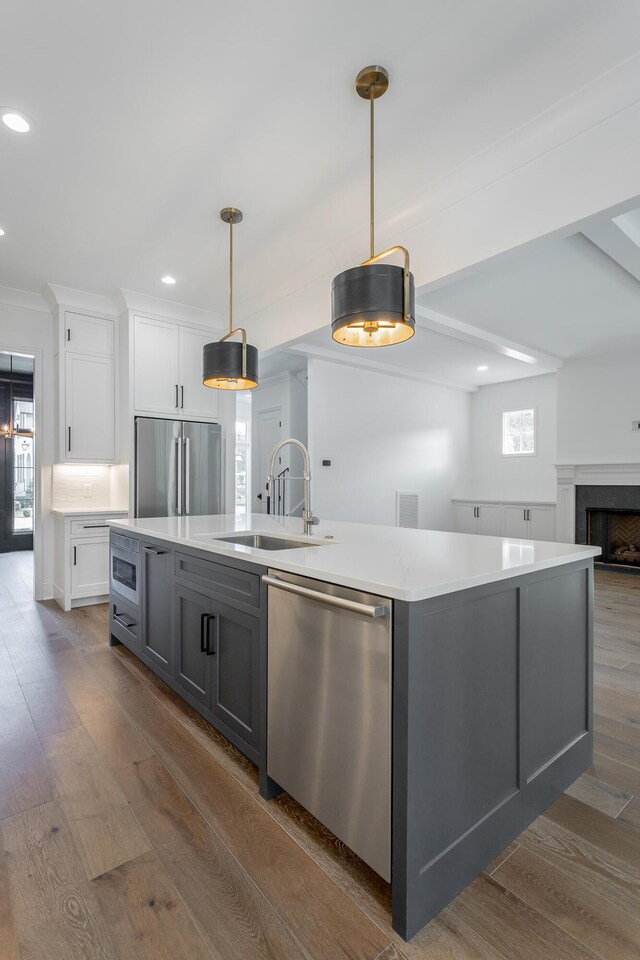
[502,408,535,456]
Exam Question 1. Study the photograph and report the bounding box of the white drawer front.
[70,516,125,537]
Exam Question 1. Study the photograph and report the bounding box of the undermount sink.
[210,533,325,551]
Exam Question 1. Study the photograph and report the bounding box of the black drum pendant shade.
[331,262,415,347]
[203,339,258,390]
[203,207,259,391]
[332,65,415,350]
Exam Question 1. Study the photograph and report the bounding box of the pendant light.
[203,207,258,390]
[331,66,415,348]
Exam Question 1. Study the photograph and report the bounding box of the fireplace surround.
[575,483,640,572]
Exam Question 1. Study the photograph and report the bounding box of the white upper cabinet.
[64,312,114,356]
[133,317,180,415]
[65,353,115,461]
[179,327,219,420]
[133,316,220,421]
[57,310,117,464]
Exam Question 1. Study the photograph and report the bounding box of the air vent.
[396,491,419,529]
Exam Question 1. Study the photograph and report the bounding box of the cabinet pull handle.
[67,426,71,452]
[114,613,136,630]
[527,509,531,522]
[184,437,190,515]
[176,437,183,514]
[263,575,388,618]
[82,524,108,529]
[73,546,77,565]
[200,613,208,653]
[180,385,184,409]
[205,614,218,655]
[143,546,165,554]
[175,384,179,408]
[67,328,71,342]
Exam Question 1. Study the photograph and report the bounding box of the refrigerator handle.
[184,437,190,515]
[176,437,183,514]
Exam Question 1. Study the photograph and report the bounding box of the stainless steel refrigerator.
[135,417,222,518]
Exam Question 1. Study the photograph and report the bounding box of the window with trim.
[502,408,535,456]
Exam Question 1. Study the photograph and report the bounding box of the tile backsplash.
[52,464,113,508]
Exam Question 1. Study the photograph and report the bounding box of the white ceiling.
[2,0,640,324]
[280,324,545,390]
[419,229,640,360]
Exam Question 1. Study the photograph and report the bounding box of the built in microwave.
[110,533,140,606]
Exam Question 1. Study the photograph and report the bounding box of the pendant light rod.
[228,210,234,335]
[217,207,248,379]
[370,88,375,259]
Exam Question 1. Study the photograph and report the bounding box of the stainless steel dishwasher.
[264,569,392,880]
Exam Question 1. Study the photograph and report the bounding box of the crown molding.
[43,283,118,316]
[115,288,224,331]
[0,284,50,313]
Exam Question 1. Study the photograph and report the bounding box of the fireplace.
[587,508,640,569]
[575,484,640,574]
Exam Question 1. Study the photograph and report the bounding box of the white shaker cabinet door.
[134,317,181,414]
[528,505,556,542]
[454,503,478,535]
[504,505,529,540]
[179,327,220,421]
[64,353,115,461]
[70,537,109,598]
[476,503,501,537]
[64,312,114,356]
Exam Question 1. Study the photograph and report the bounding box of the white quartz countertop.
[52,507,128,517]
[107,514,600,602]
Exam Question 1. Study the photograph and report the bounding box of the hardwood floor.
[0,552,639,959]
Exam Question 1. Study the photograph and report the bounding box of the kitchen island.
[107,513,599,940]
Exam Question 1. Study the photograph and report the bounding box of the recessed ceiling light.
[2,111,31,133]
[0,227,5,237]
[161,275,176,285]
[477,365,489,372]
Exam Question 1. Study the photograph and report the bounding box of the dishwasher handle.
[263,574,387,619]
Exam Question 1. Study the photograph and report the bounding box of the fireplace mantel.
[556,462,640,543]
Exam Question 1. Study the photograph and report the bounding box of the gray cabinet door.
[173,583,213,709]
[210,601,260,751]
[140,543,172,678]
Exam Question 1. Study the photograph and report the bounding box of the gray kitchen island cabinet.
[108,514,598,942]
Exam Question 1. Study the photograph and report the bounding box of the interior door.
[254,406,282,514]
[0,370,34,553]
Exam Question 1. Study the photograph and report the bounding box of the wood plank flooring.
[0,552,639,959]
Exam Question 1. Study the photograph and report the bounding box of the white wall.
[465,374,558,502]
[0,296,54,598]
[557,348,640,464]
[307,359,470,530]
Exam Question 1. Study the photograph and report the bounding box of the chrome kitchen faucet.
[266,439,319,535]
